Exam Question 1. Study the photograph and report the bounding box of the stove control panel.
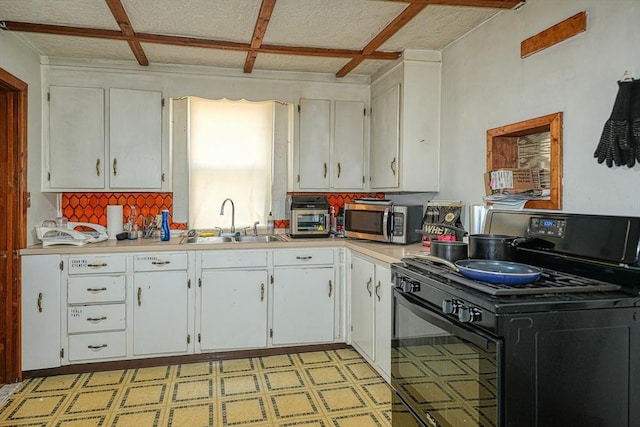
[528,217,566,237]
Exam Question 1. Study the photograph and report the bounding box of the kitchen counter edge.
[20,236,428,264]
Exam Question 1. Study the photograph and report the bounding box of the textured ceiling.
[0,0,509,77]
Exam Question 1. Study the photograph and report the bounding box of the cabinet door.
[298,99,331,189]
[133,271,188,355]
[374,264,392,380]
[272,267,334,345]
[109,88,163,189]
[350,255,375,360]
[48,86,105,189]
[334,100,365,190]
[199,270,268,351]
[370,84,400,189]
[22,255,61,370]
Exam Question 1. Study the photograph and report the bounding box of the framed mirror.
[486,112,563,210]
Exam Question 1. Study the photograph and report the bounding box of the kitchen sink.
[183,236,234,244]
[181,232,285,244]
[236,235,285,243]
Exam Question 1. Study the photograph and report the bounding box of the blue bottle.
[160,210,170,241]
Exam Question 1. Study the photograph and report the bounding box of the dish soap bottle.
[128,206,138,240]
[160,210,170,241]
[267,211,275,235]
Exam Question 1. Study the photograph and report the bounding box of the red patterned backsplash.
[61,192,187,230]
[289,192,386,213]
[62,191,385,230]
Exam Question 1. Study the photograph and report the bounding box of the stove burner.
[402,257,621,296]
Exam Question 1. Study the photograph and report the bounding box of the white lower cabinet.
[21,254,62,370]
[133,253,190,356]
[66,254,127,363]
[198,250,268,351]
[350,253,392,381]
[272,248,336,345]
[200,270,268,350]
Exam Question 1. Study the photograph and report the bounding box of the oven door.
[392,289,502,427]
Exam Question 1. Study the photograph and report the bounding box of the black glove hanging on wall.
[629,79,640,163]
[594,80,633,167]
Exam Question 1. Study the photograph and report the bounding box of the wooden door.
[0,67,28,384]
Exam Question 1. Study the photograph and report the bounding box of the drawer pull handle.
[88,344,108,350]
[366,277,373,297]
[87,316,107,322]
[328,280,332,298]
[87,287,107,293]
[151,260,171,265]
[87,263,107,268]
[295,256,312,260]
[137,287,142,306]
[260,283,265,302]
[375,281,381,301]
[37,292,43,312]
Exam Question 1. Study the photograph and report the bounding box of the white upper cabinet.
[109,89,163,189]
[370,84,400,189]
[48,86,105,189]
[296,98,365,191]
[370,53,441,192]
[44,84,164,192]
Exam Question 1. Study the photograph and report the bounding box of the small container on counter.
[160,210,170,241]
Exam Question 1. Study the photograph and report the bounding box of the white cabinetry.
[48,86,105,189]
[198,250,268,351]
[370,53,441,192]
[350,253,392,381]
[45,86,164,191]
[21,254,62,370]
[133,253,190,356]
[297,99,365,191]
[66,254,127,363]
[272,248,335,345]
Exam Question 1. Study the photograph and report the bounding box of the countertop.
[20,234,429,264]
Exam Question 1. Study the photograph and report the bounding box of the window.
[171,97,291,230]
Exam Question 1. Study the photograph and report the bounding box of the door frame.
[0,67,28,383]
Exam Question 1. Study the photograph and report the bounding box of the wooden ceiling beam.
[336,1,428,77]
[0,21,400,60]
[381,0,523,9]
[104,0,148,66]
[244,0,277,73]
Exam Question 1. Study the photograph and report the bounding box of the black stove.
[390,210,640,427]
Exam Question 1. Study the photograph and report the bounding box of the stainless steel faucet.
[219,198,235,234]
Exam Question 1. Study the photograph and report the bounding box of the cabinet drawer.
[68,331,126,361]
[134,252,188,271]
[68,255,126,275]
[201,250,267,269]
[67,304,125,333]
[273,248,334,266]
[68,275,125,304]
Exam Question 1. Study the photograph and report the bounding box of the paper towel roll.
[107,205,124,239]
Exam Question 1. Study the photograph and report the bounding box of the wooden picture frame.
[487,112,563,210]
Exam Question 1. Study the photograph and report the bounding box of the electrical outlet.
[156,214,162,225]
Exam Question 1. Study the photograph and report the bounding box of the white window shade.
[189,98,274,230]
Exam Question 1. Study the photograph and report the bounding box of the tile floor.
[0,348,391,426]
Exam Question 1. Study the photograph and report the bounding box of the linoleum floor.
[0,348,391,426]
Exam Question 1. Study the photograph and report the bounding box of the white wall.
[439,0,640,217]
[0,31,56,245]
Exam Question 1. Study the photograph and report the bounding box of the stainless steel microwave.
[343,201,423,244]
